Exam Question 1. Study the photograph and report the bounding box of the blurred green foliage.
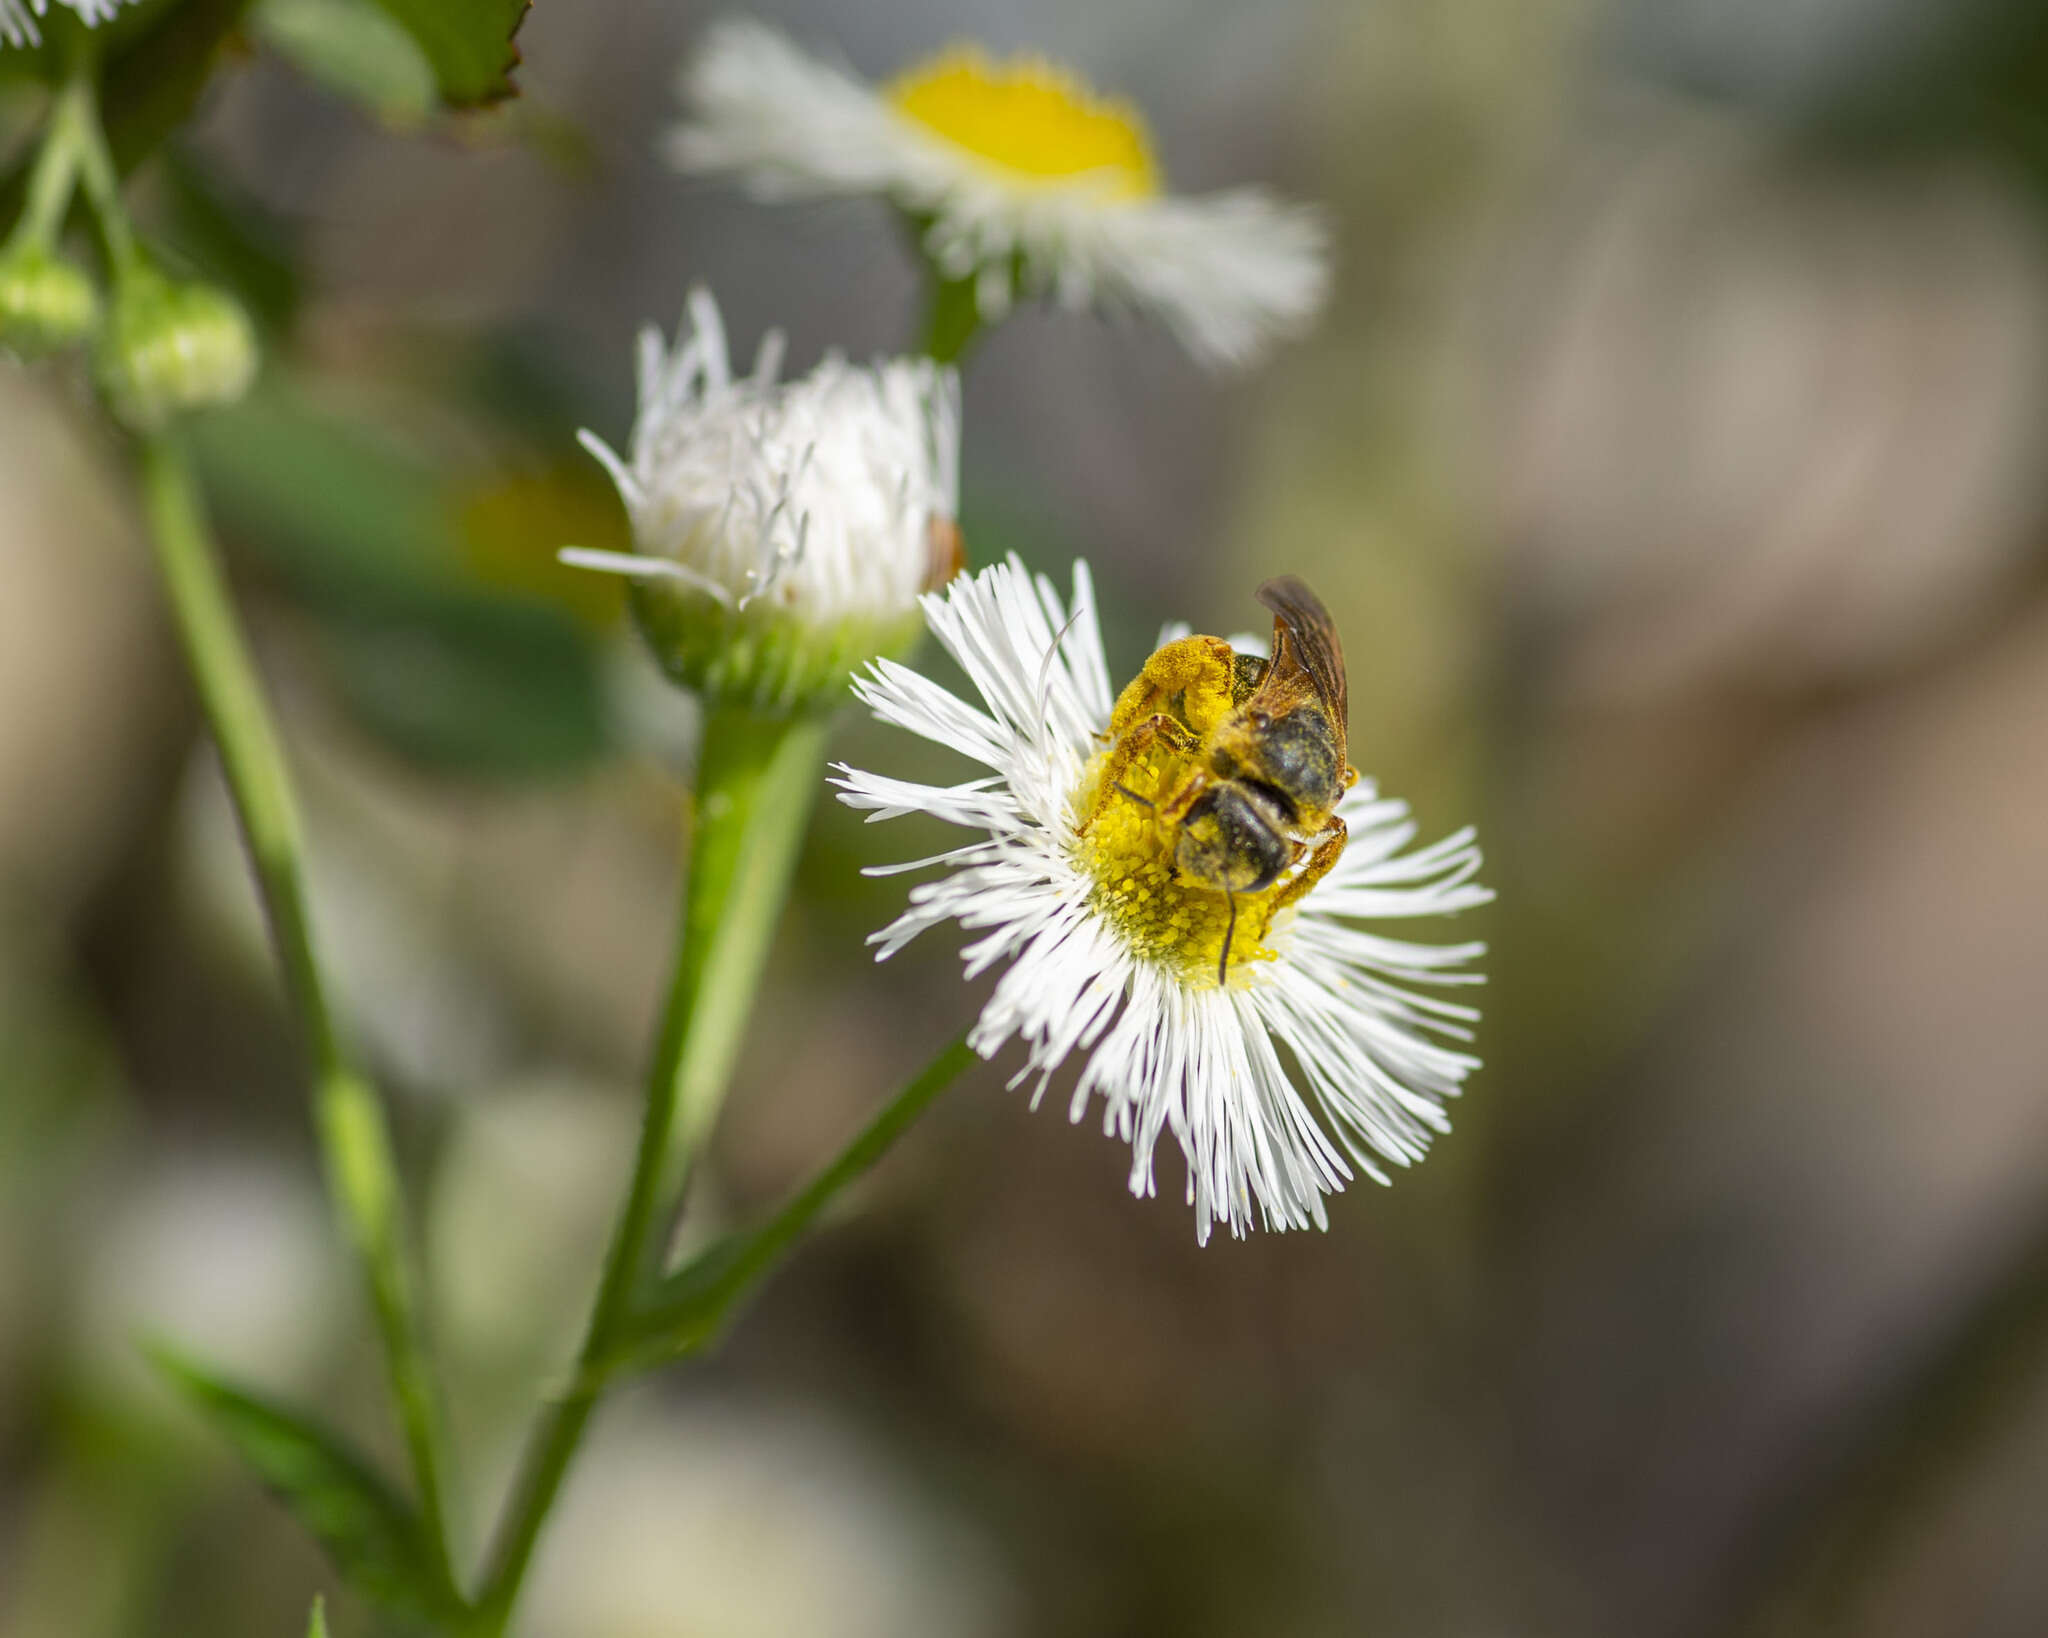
[254,0,436,127]
[189,381,619,778]
[150,1349,461,1625]
[361,0,525,106]
[7,0,2048,1632]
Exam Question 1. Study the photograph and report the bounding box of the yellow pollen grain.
[886,44,1160,197]
[1072,733,1288,990]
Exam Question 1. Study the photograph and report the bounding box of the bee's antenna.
[1219,890,1237,990]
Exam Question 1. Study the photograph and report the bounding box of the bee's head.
[1176,783,1294,895]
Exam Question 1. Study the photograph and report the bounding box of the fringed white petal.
[669,20,1330,371]
[2,0,143,47]
[567,285,959,627]
[841,558,1492,1242]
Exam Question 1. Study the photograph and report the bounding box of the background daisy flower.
[668,18,1329,370]
[1,0,139,48]
[836,558,1491,1241]
[563,285,962,711]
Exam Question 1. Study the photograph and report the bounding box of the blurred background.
[5,0,2048,1633]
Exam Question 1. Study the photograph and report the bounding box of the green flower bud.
[626,581,931,714]
[562,288,963,718]
[96,264,258,431]
[0,244,101,355]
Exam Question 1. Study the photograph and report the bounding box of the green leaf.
[613,1230,753,1368]
[151,1348,461,1625]
[254,0,437,127]
[364,0,529,107]
[306,1596,329,1638]
[590,1036,977,1383]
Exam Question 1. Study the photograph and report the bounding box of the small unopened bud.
[96,265,257,431]
[0,244,101,355]
[564,288,963,717]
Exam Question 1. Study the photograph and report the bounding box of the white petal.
[668,21,1331,371]
[840,559,1492,1241]
[583,285,960,627]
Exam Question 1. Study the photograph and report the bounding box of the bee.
[1082,576,1357,985]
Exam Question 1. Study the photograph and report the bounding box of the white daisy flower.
[836,558,1491,1242]
[564,286,963,711]
[1,0,139,47]
[668,19,1329,370]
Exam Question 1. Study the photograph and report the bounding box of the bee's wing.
[1254,576,1348,735]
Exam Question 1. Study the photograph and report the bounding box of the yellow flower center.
[1073,729,1289,991]
[886,45,1160,198]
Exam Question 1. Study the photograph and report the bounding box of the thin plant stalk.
[138,436,458,1596]
[471,1028,974,1631]
[918,266,984,366]
[473,697,963,1633]
[52,58,135,274]
[665,707,832,1206]
[474,705,823,1629]
[593,1030,977,1381]
[8,80,84,252]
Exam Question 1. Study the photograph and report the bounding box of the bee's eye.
[1251,710,1271,728]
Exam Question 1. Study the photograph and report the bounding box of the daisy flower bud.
[669,20,1328,370]
[838,559,1491,1242]
[564,287,963,716]
[95,263,258,432]
[0,242,99,354]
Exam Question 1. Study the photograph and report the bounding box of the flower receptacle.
[630,578,927,718]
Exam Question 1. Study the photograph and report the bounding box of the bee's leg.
[1077,713,1200,834]
[1271,816,1349,914]
[1219,889,1238,989]
[1103,636,1238,742]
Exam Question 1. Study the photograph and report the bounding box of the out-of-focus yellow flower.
[669,19,1328,369]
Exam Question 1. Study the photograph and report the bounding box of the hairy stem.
[473,706,826,1632]
[598,1032,976,1378]
[665,707,830,1209]
[139,436,457,1601]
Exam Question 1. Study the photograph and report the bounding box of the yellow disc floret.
[887,45,1160,197]
[1073,719,1291,991]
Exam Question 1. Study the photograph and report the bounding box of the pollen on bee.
[1070,717,1289,989]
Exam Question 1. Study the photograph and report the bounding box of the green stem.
[473,1034,975,1635]
[138,436,457,1604]
[666,707,830,1203]
[599,1032,977,1379]
[472,705,826,1633]
[56,60,136,275]
[10,84,84,251]
[919,269,985,366]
